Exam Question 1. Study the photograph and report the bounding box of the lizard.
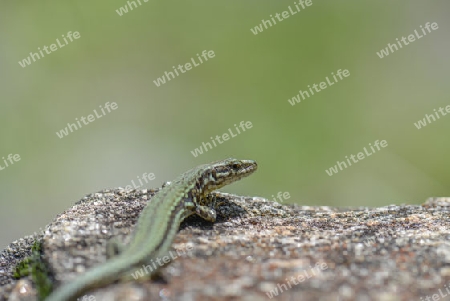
[45,158,258,301]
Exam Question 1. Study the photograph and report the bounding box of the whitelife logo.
[325,140,388,176]
[55,102,118,139]
[153,50,215,87]
[376,22,439,58]
[190,121,253,157]
[18,31,81,68]
[0,153,21,171]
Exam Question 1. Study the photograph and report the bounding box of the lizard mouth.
[238,160,258,175]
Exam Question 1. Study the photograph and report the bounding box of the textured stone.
[1,190,450,301]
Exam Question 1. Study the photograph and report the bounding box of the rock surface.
[1,189,450,301]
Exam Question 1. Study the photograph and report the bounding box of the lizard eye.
[232,164,240,169]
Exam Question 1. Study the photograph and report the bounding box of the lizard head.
[200,158,258,191]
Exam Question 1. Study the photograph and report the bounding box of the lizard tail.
[45,255,134,301]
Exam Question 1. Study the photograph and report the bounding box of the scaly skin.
[46,158,257,301]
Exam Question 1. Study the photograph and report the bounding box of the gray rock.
[1,189,450,301]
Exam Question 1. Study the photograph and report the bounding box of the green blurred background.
[1,1,449,249]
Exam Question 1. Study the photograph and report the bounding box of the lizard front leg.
[183,196,217,222]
